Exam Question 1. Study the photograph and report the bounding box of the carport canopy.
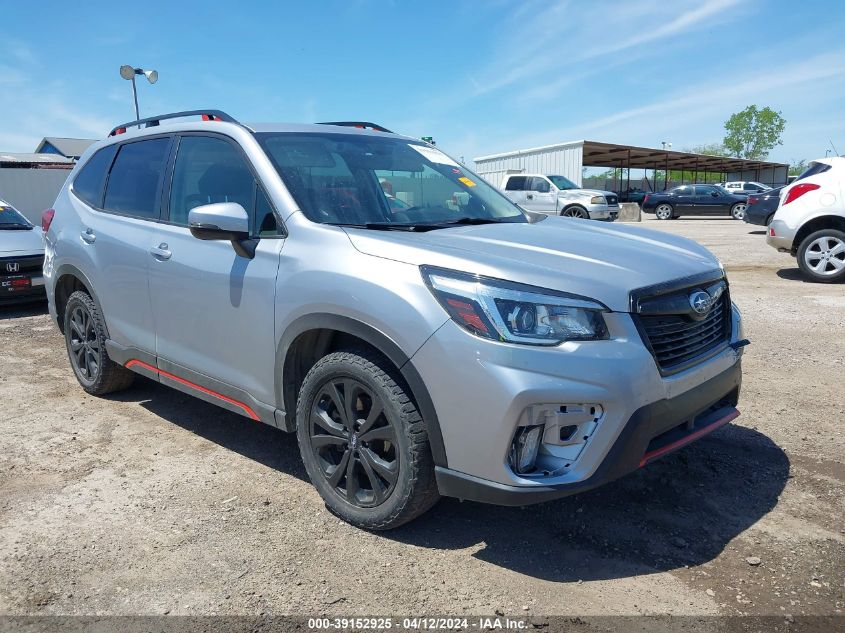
[582,140,787,176]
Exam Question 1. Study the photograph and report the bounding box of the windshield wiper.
[336,217,508,232]
[435,217,504,226]
[0,223,33,230]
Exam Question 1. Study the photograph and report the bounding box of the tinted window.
[103,139,170,219]
[505,176,528,191]
[72,145,117,208]
[528,177,550,192]
[796,162,832,182]
[673,186,693,195]
[255,186,281,236]
[169,136,253,227]
[695,185,718,195]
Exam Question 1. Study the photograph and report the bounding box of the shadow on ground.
[107,379,788,583]
[385,424,788,582]
[776,268,808,282]
[748,230,766,235]
[109,377,308,482]
[0,301,48,320]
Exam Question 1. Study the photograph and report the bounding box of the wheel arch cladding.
[276,314,448,468]
[53,265,108,337]
[793,215,845,253]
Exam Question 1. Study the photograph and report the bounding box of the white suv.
[500,174,618,220]
[767,157,845,283]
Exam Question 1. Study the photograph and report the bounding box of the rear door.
[502,175,528,207]
[147,133,284,404]
[526,177,557,214]
[671,186,695,214]
[76,136,172,354]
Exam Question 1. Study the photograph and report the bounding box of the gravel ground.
[0,216,842,621]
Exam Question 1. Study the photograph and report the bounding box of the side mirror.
[711,191,720,197]
[188,202,257,259]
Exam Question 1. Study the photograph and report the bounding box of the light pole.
[119,65,158,126]
[661,141,672,150]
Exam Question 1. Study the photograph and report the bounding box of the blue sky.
[2,0,844,168]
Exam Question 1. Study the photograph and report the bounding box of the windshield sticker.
[409,144,460,167]
[458,176,477,187]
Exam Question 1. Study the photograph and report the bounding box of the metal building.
[473,140,789,191]
[0,153,73,223]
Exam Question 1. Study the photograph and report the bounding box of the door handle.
[80,228,96,244]
[526,194,534,200]
[150,243,172,261]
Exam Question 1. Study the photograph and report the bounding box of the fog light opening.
[509,424,544,474]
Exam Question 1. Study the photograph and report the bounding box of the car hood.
[345,217,721,312]
[0,227,44,255]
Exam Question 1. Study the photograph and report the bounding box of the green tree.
[723,105,786,160]
[685,143,730,157]
[789,159,807,177]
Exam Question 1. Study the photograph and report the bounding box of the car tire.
[64,290,135,395]
[730,203,747,221]
[296,349,440,530]
[561,205,589,219]
[655,204,674,220]
[796,229,845,283]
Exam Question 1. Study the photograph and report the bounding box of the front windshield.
[547,175,578,190]
[0,203,32,228]
[256,132,526,227]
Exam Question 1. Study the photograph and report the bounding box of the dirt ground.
[0,216,842,622]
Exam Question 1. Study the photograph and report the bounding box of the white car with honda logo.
[0,199,46,305]
[767,157,845,283]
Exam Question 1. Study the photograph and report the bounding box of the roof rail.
[317,121,394,133]
[108,109,238,137]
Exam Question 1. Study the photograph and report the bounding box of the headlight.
[421,266,609,345]
[590,195,607,204]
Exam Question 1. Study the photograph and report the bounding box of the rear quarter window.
[505,176,528,191]
[72,145,118,208]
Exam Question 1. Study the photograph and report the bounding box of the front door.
[526,176,557,214]
[694,185,726,214]
[147,134,284,405]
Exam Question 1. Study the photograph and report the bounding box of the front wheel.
[730,203,747,221]
[655,204,674,220]
[296,349,439,530]
[561,205,589,219]
[797,229,845,283]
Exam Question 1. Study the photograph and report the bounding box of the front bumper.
[435,361,741,505]
[584,203,616,220]
[766,219,796,252]
[413,306,744,492]
[0,274,46,305]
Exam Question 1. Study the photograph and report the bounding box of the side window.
[695,185,715,195]
[529,177,551,193]
[675,186,692,195]
[168,136,254,228]
[103,138,170,219]
[72,145,117,208]
[505,176,527,191]
[254,186,281,236]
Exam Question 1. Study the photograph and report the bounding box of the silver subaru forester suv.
[44,111,746,529]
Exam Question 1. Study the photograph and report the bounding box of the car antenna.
[829,139,840,156]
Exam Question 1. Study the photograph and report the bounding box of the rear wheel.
[797,229,845,283]
[296,349,439,530]
[730,203,747,220]
[561,205,589,219]
[64,290,134,395]
[655,204,674,220]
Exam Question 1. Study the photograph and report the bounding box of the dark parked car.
[642,185,749,220]
[619,187,648,203]
[743,185,785,226]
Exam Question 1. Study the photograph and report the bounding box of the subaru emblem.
[689,290,712,315]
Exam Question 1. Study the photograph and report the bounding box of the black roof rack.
[108,109,238,137]
[317,121,394,133]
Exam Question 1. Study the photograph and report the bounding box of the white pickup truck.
[500,174,618,221]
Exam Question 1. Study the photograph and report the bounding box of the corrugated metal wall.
[473,141,584,187]
[726,165,789,187]
[0,169,71,223]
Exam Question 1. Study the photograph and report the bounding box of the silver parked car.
[0,199,46,304]
[44,111,746,529]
